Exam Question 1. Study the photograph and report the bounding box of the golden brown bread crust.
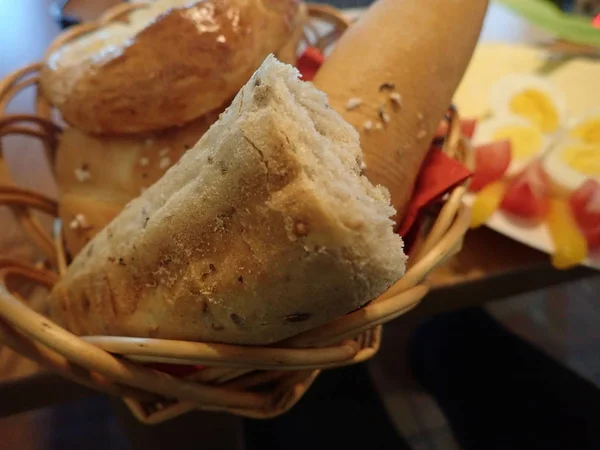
[313,0,489,221]
[57,110,221,256]
[41,0,304,134]
[49,57,406,345]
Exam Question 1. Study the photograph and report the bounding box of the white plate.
[463,194,600,270]
[456,43,600,270]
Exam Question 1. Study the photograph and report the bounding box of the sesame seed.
[378,106,390,124]
[417,129,427,139]
[74,166,91,182]
[379,82,395,92]
[159,148,170,157]
[345,98,362,111]
[375,123,383,130]
[293,220,310,237]
[216,35,226,43]
[390,92,402,106]
[69,213,88,230]
[417,113,424,121]
[363,120,373,131]
[140,157,149,166]
[159,156,171,170]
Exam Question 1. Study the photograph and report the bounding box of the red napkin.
[296,46,326,81]
[396,150,472,254]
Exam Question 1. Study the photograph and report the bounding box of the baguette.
[49,56,406,345]
[41,0,305,134]
[313,0,489,220]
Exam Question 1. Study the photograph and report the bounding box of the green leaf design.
[498,0,600,47]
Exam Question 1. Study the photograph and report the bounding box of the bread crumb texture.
[49,56,407,345]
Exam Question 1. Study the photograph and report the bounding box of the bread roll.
[313,0,489,220]
[56,110,221,256]
[41,0,305,134]
[49,56,406,345]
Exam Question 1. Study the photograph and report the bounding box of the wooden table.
[0,0,597,419]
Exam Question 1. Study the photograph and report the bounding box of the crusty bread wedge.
[49,56,406,345]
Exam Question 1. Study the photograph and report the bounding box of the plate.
[463,194,600,269]
[455,42,600,270]
[454,42,600,119]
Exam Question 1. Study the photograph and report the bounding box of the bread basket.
[0,2,472,424]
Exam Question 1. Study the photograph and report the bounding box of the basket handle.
[304,4,351,52]
[0,282,269,410]
[0,58,62,263]
[0,115,61,262]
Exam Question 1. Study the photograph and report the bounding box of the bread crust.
[313,0,489,220]
[49,57,406,345]
[41,0,304,134]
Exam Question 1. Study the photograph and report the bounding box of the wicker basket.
[0,3,472,424]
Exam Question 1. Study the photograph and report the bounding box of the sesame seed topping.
[375,123,383,130]
[390,92,402,106]
[417,129,427,139]
[378,106,390,124]
[74,166,91,182]
[159,148,170,157]
[159,156,171,170]
[345,98,362,111]
[216,35,226,43]
[140,157,149,166]
[363,120,373,131]
[417,113,424,121]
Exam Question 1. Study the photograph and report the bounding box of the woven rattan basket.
[0,2,472,424]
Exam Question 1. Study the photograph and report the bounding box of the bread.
[313,0,489,220]
[49,56,407,345]
[56,110,222,257]
[41,0,305,134]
